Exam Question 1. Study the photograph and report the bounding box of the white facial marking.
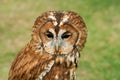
[38,61,54,80]
[48,15,56,20]
[59,15,69,26]
[58,29,66,37]
[49,28,56,36]
[48,12,58,26]
[62,15,69,23]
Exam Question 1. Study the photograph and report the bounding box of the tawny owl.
[9,11,87,80]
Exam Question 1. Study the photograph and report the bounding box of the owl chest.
[38,57,77,80]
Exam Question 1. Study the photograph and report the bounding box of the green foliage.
[0,0,120,80]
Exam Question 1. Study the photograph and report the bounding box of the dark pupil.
[62,32,71,39]
[46,32,53,38]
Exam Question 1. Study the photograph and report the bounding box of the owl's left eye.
[46,31,54,39]
[62,32,71,39]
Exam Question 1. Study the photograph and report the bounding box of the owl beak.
[55,40,60,51]
[55,42,59,51]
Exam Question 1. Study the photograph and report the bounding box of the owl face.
[39,21,78,55]
[33,11,87,56]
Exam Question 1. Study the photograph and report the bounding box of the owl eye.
[62,32,71,39]
[46,31,54,39]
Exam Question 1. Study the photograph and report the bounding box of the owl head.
[31,11,87,56]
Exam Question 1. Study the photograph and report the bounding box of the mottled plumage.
[9,11,87,80]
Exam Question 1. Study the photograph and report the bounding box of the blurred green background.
[0,0,120,80]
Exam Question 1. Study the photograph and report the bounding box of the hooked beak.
[55,40,59,51]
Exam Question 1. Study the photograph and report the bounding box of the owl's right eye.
[45,31,54,39]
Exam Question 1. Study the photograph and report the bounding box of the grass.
[0,0,120,80]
